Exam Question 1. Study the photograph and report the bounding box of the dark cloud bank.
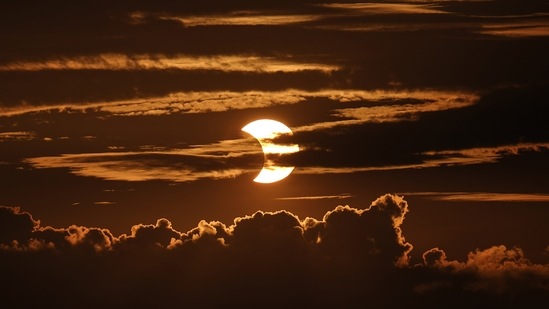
[1,194,547,307]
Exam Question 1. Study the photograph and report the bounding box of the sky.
[1,0,548,307]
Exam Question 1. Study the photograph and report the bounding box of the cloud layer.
[1,194,547,307]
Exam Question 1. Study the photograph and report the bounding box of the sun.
[242,119,299,183]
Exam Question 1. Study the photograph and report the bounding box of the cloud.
[117,218,183,249]
[480,20,549,37]
[0,89,307,116]
[0,131,36,141]
[23,134,548,183]
[420,143,549,166]
[1,194,547,306]
[0,54,340,73]
[25,149,258,182]
[275,193,354,200]
[93,201,117,205]
[295,142,549,175]
[334,97,472,122]
[0,88,476,118]
[422,245,549,293]
[0,206,39,244]
[319,3,448,15]
[399,192,549,202]
[161,13,322,27]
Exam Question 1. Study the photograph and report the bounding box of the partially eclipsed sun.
[242,119,299,183]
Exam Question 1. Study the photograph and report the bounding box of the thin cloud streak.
[480,21,549,37]
[93,201,117,205]
[0,54,340,73]
[421,143,549,166]
[275,193,354,201]
[311,22,470,32]
[319,3,448,15]
[398,192,549,202]
[0,131,36,141]
[161,13,321,27]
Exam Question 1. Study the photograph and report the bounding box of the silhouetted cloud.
[1,195,547,306]
[422,245,549,293]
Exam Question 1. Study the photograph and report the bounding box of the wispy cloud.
[296,143,549,175]
[24,139,261,182]
[480,20,549,37]
[93,201,117,205]
[312,22,470,33]
[0,89,476,117]
[0,131,36,141]
[275,193,354,201]
[400,192,549,202]
[319,3,448,15]
[295,90,477,131]
[420,143,549,166]
[97,90,308,116]
[161,13,321,27]
[0,54,339,73]
[26,142,548,182]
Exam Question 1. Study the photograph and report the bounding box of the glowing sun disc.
[242,119,299,183]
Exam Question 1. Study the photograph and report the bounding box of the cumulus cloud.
[0,206,39,244]
[117,218,183,249]
[1,194,547,306]
[422,245,549,293]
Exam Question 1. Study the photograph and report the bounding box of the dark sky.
[1,0,548,307]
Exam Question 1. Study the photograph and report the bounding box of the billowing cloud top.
[1,194,547,307]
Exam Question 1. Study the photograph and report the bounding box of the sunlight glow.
[253,166,295,184]
[242,119,299,183]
